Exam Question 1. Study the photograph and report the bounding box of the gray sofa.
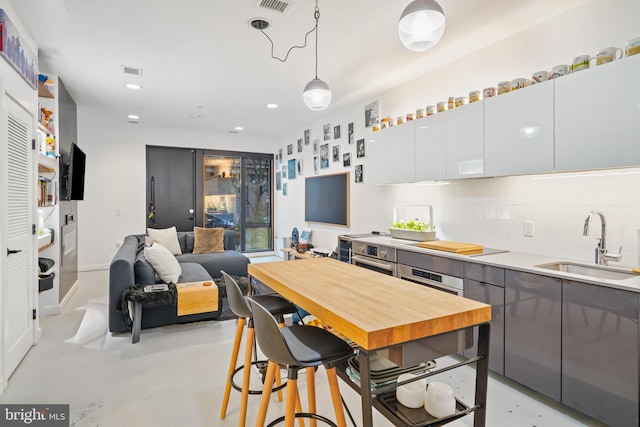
[109,230,250,333]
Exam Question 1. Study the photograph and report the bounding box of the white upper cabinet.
[385,120,416,184]
[415,114,446,181]
[484,81,555,176]
[555,54,640,171]
[446,102,484,179]
[367,121,416,185]
[366,128,390,185]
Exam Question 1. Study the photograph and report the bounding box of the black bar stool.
[219,271,299,427]
[248,297,355,427]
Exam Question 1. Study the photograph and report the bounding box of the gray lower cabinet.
[463,278,505,374]
[505,270,562,400]
[562,280,639,427]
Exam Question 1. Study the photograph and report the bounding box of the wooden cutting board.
[416,240,483,254]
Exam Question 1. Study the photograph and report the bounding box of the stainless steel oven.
[351,240,397,276]
[397,264,463,296]
[396,263,470,364]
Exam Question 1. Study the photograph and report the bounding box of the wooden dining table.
[249,257,492,427]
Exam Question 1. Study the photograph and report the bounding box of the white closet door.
[3,95,34,379]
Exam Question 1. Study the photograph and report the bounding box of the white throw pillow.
[144,242,182,284]
[147,226,182,255]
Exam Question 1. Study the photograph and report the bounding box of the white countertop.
[349,235,640,292]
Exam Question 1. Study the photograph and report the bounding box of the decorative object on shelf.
[251,0,330,110]
[0,9,38,89]
[626,36,640,57]
[398,0,445,52]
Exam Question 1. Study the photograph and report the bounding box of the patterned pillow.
[192,227,224,254]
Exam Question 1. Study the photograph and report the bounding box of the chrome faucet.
[583,210,622,265]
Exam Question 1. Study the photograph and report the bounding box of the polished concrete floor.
[0,258,606,426]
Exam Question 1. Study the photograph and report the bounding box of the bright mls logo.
[0,405,69,426]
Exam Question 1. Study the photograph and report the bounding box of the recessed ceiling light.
[190,114,203,119]
[234,126,244,131]
[266,103,278,109]
[125,83,142,90]
[128,114,140,120]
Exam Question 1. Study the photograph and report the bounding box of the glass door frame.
[196,149,274,253]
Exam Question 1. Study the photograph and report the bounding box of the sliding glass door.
[203,152,272,252]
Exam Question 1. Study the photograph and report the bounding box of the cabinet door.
[415,114,446,181]
[484,81,554,176]
[385,120,416,184]
[505,270,561,400]
[555,54,640,171]
[366,128,392,185]
[562,281,639,427]
[368,122,416,184]
[463,279,505,374]
[445,102,484,178]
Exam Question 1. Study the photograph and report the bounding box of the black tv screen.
[305,172,350,226]
[66,142,86,200]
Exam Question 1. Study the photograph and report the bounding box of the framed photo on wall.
[288,159,296,179]
[364,101,379,128]
[323,123,331,141]
[287,144,293,155]
[320,144,329,169]
[334,125,341,139]
[356,139,366,158]
[343,152,351,167]
[348,122,354,144]
[276,172,282,190]
[313,156,319,174]
[332,145,340,162]
[355,164,364,183]
[297,139,303,153]
[297,159,303,175]
[304,129,310,145]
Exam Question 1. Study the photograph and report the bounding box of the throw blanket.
[120,283,177,329]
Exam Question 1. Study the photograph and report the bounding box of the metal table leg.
[474,322,491,427]
[357,347,373,427]
[132,302,142,344]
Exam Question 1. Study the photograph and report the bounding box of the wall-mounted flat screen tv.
[304,172,349,226]
[61,142,86,201]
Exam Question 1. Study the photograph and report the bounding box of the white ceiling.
[8,0,588,139]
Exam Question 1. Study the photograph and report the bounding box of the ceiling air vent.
[122,65,143,76]
[256,0,293,14]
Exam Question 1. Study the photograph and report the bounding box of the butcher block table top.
[248,257,491,351]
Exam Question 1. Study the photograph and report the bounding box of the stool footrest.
[231,360,287,395]
[266,412,338,427]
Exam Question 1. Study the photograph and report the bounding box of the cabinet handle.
[7,248,22,256]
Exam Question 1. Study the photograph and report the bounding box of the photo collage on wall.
[276,102,378,189]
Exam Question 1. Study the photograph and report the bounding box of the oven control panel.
[352,241,396,262]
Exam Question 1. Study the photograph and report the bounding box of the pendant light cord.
[257,0,321,67]
[314,4,320,79]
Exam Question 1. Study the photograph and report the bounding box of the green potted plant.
[389,219,436,241]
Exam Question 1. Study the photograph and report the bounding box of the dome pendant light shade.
[399,0,445,52]
[303,78,332,111]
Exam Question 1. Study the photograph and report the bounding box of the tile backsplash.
[396,167,640,267]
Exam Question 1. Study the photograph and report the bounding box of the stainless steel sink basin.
[535,262,637,281]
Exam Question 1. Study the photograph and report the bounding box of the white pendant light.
[303,79,331,111]
[302,3,331,111]
[399,0,445,52]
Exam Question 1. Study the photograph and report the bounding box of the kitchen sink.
[535,261,637,281]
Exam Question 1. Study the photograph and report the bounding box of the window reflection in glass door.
[203,155,240,235]
[202,153,272,252]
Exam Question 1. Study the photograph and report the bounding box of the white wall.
[274,0,640,266]
[76,108,279,270]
